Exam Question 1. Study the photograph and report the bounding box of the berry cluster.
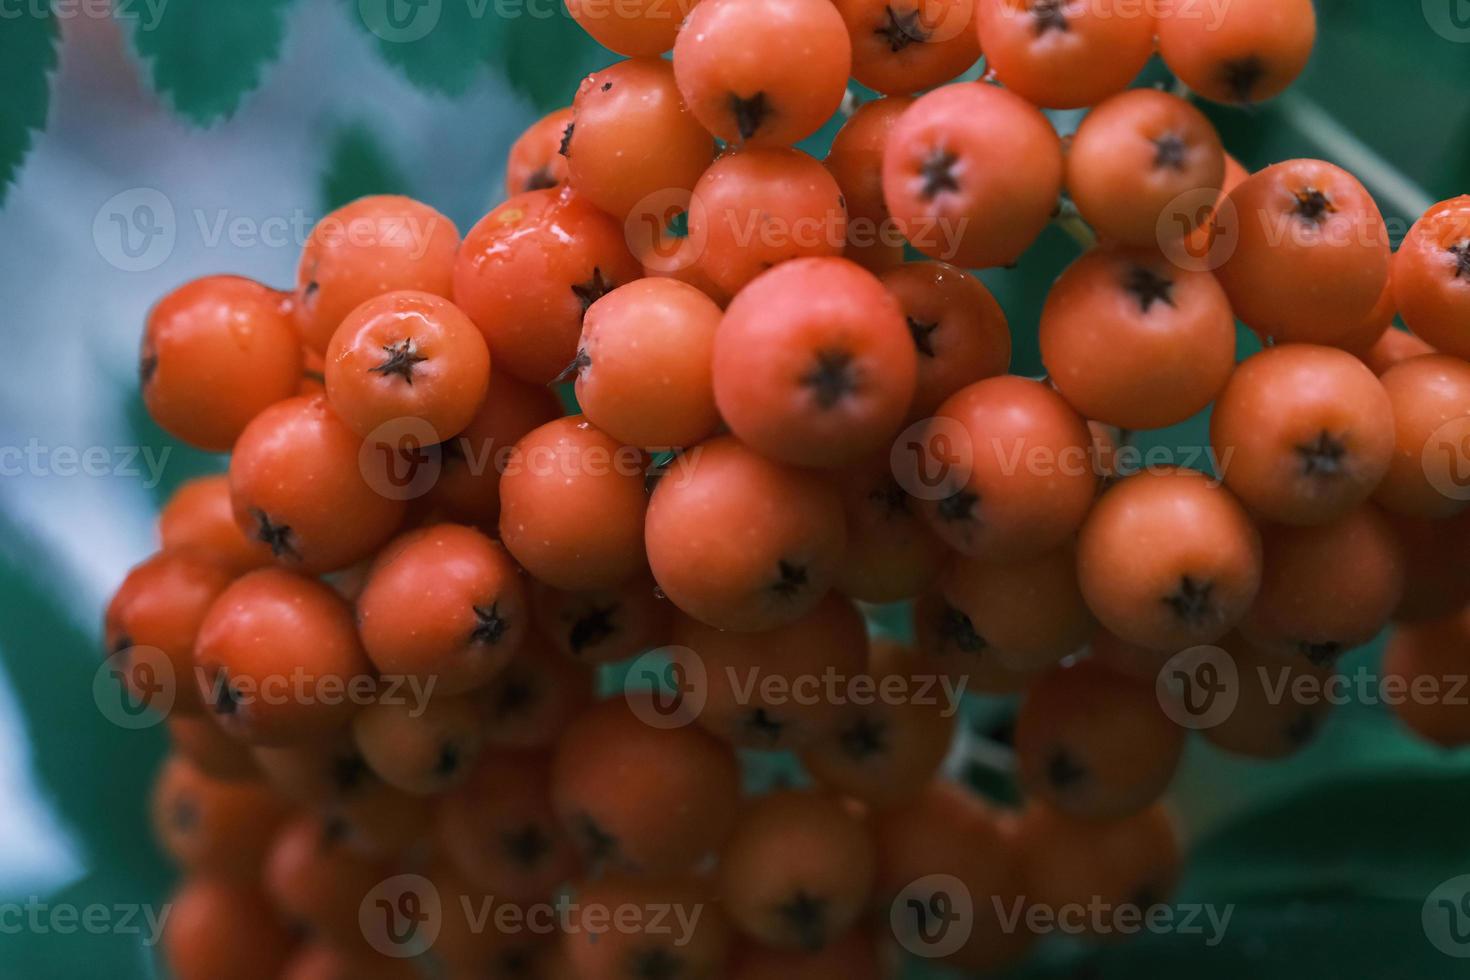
[107,0,1470,976]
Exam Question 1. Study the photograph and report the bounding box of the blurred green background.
[1,0,1469,976]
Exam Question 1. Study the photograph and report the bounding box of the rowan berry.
[672,0,851,146]
[670,593,869,750]
[824,96,914,271]
[1088,626,1168,684]
[151,755,288,878]
[562,874,733,980]
[1077,467,1262,652]
[163,878,293,980]
[1393,195,1470,359]
[325,780,436,858]
[1382,609,1470,748]
[264,814,393,943]
[352,693,485,795]
[104,549,236,717]
[1065,89,1226,248]
[159,474,273,574]
[941,543,1093,673]
[572,278,722,449]
[294,195,460,354]
[1211,344,1395,526]
[356,523,527,695]
[228,394,407,574]
[1040,246,1236,430]
[1201,633,1333,759]
[1215,159,1391,346]
[714,258,916,468]
[281,944,419,980]
[531,574,671,666]
[475,633,596,749]
[831,452,947,603]
[975,0,1157,110]
[1359,327,1435,377]
[453,188,642,384]
[1388,508,1470,623]
[565,0,695,55]
[798,640,957,808]
[427,864,561,976]
[324,290,490,443]
[882,82,1063,268]
[835,0,978,96]
[437,751,580,902]
[193,567,375,744]
[1157,0,1316,105]
[505,107,573,196]
[1336,276,1397,357]
[499,415,649,591]
[644,435,847,631]
[687,148,848,297]
[719,791,875,951]
[732,930,882,980]
[912,588,1042,694]
[1372,354,1470,520]
[168,714,257,781]
[880,260,1010,421]
[567,58,715,222]
[916,375,1097,562]
[251,731,376,806]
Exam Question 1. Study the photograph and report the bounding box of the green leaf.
[498,12,612,111]
[320,122,412,211]
[123,0,297,125]
[356,0,506,95]
[0,6,58,204]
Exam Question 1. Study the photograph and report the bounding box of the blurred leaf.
[358,0,506,95]
[0,6,57,204]
[321,122,411,210]
[122,0,297,125]
[498,11,612,111]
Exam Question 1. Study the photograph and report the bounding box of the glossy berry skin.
[324,290,489,443]
[1239,506,1405,665]
[141,275,303,451]
[1202,633,1333,759]
[159,475,273,574]
[976,0,1157,110]
[645,436,847,632]
[1212,344,1395,526]
[499,416,649,592]
[193,567,375,744]
[883,82,1064,268]
[719,791,875,951]
[715,258,916,469]
[941,544,1093,672]
[835,0,978,96]
[105,550,236,717]
[831,453,947,603]
[673,0,851,147]
[565,0,696,55]
[917,376,1097,562]
[1383,609,1470,748]
[264,815,393,943]
[228,394,407,574]
[151,755,287,878]
[551,695,741,874]
[1157,0,1316,105]
[356,523,528,695]
[567,58,715,222]
[574,278,723,449]
[688,148,848,297]
[1215,159,1391,345]
[1078,468,1262,652]
[1016,659,1184,820]
[824,96,914,271]
[352,693,484,795]
[1359,327,1435,377]
[913,587,1043,694]
[1066,89,1226,248]
[163,878,293,980]
[294,195,460,354]
[563,874,733,980]
[531,575,672,666]
[670,594,870,751]
[1374,354,1470,519]
[505,106,573,196]
[453,188,642,384]
[1041,246,1236,430]
[1393,196,1470,359]
[880,260,1010,421]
